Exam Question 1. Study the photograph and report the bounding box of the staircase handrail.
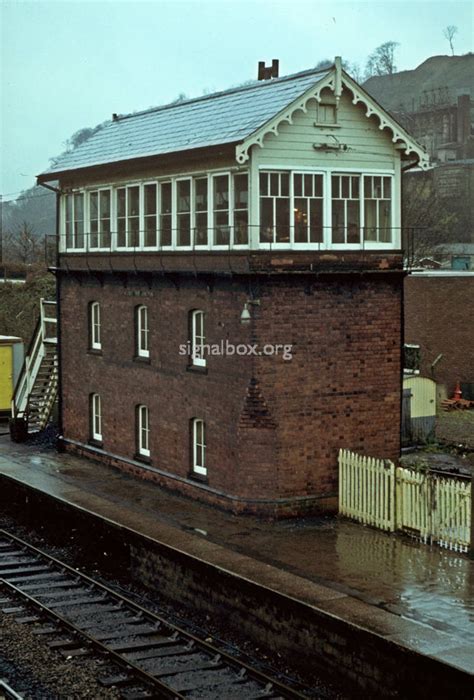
[11,299,57,419]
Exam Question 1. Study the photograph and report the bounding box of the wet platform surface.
[0,436,473,676]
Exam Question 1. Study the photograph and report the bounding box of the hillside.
[2,186,56,240]
[363,54,474,113]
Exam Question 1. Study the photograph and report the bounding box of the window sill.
[88,438,103,448]
[88,348,103,356]
[313,122,342,128]
[133,355,151,365]
[186,364,208,375]
[134,453,152,465]
[188,471,208,484]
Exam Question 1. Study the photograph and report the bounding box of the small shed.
[0,336,24,413]
[402,375,437,443]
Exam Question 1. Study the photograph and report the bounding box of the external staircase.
[11,299,58,434]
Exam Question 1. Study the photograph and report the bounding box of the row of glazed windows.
[64,172,248,250]
[90,395,206,475]
[62,170,395,251]
[89,302,206,366]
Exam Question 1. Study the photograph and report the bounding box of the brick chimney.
[258,60,279,81]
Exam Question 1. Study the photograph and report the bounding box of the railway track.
[0,679,23,700]
[0,530,308,700]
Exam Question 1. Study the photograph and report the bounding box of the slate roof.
[41,68,330,177]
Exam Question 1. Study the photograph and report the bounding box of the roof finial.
[334,56,342,103]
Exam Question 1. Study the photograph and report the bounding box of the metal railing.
[11,299,58,428]
[50,225,408,253]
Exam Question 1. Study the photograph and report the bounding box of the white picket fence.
[339,449,472,553]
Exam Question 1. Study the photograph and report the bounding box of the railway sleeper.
[109,636,183,653]
[80,614,145,630]
[0,557,41,567]
[140,654,223,677]
[32,586,88,599]
[18,579,82,591]
[0,565,51,576]
[14,615,41,623]
[60,602,123,617]
[160,668,261,693]
[92,624,161,641]
[32,624,60,635]
[123,642,196,662]
[119,688,155,700]
[46,594,108,609]
[7,572,71,584]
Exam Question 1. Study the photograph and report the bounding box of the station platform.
[0,435,472,695]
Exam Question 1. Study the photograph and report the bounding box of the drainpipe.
[38,180,64,452]
[401,159,422,267]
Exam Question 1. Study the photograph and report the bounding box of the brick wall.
[60,270,402,515]
[404,275,474,397]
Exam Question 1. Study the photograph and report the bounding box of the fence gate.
[339,450,472,553]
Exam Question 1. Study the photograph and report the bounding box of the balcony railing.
[49,224,409,255]
[44,227,435,272]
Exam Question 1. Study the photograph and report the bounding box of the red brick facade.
[60,267,403,516]
[404,274,474,397]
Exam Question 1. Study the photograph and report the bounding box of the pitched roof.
[42,68,329,177]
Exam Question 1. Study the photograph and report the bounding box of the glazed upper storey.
[38,62,429,254]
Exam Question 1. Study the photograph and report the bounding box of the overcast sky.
[1,0,473,198]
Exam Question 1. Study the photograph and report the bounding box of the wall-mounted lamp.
[240,299,260,324]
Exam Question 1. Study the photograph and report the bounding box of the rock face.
[363,54,474,114]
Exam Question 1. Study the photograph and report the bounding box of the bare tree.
[4,222,43,265]
[365,41,400,78]
[402,172,458,266]
[443,25,458,55]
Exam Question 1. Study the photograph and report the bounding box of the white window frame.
[232,172,249,248]
[191,309,206,367]
[136,305,149,358]
[258,171,291,249]
[192,418,206,476]
[211,172,231,249]
[403,343,421,375]
[90,301,101,351]
[62,192,85,252]
[137,404,150,457]
[88,188,112,251]
[159,180,174,249]
[143,181,159,250]
[193,175,210,249]
[116,184,140,250]
[330,173,362,246]
[175,177,193,250]
[91,393,102,442]
[362,175,393,244]
[292,171,325,247]
[257,166,397,251]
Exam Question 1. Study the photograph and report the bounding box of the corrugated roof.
[42,68,329,177]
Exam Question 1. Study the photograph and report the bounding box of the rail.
[0,529,307,699]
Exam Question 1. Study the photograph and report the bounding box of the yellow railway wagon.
[0,336,24,413]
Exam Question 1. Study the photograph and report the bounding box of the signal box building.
[38,60,428,516]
